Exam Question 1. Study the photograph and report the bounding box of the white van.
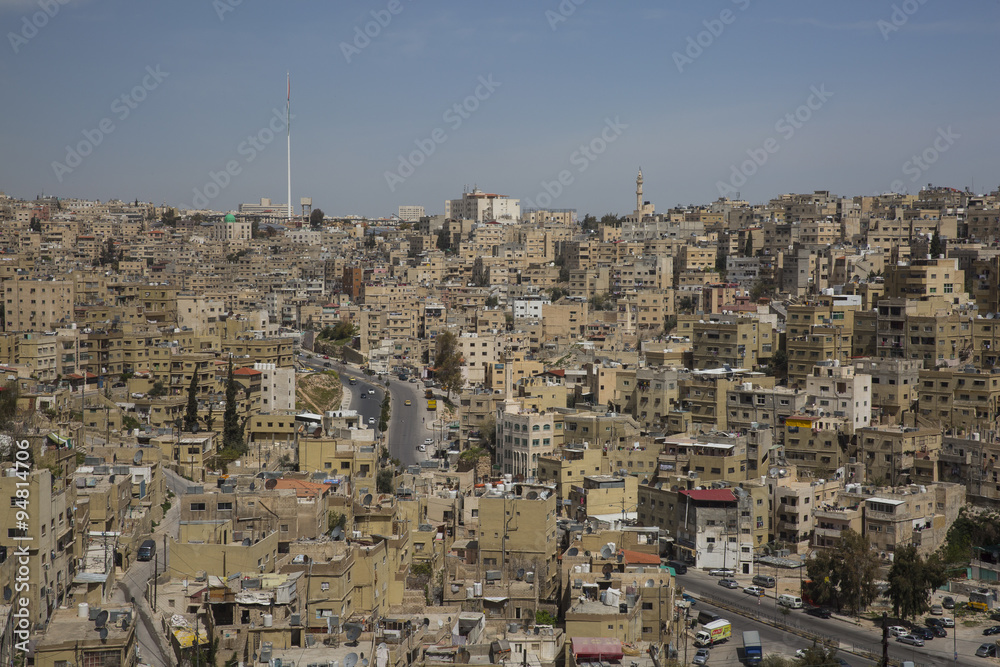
[777,594,802,609]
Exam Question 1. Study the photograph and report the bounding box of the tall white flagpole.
[286,72,292,223]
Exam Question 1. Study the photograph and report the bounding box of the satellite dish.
[585,525,593,534]
[95,610,109,628]
[264,478,278,490]
[422,618,430,627]
[345,653,359,667]
[600,545,613,559]
[249,482,256,492]
[516,569,525,580]
[567,548,578,557]
[362,660,369,667]
[242,538,251,547]
[346,624,362,643]
[108,475,116,483]
[191,424,199,433]
[98,627,109,641]
[2,586,11,601]
[602,563,613,577]
[362,493,373,506]
[332,526,345,541]
[133,451,143,464]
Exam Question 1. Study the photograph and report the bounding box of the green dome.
[224,213,236,223]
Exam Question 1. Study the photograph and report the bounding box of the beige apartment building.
[689,315,774,371]
[4,278,75,332]
[917,367,1000,432]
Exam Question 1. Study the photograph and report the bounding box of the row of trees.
[804,529,947,621]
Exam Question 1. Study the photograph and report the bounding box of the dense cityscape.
[2,180,1000,667]
[5,1,1000,666]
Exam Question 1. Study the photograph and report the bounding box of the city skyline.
[2,1,998,216]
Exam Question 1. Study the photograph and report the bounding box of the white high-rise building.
[444,188,520,222]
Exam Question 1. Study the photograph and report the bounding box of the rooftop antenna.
[286,72,292,223]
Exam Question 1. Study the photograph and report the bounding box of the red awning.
[571,637,623,660]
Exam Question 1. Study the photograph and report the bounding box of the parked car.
[693,648,710,665]
[424,438,433,445]
[682,593,697,605]
[976,643,999,658]
[805,607,833,619]
[943,596,955,609]
[417,444,426,452]
[887,626,909,638]
[927,624,947,638]
[709,568,735,577]
[911,627,934,641]
[926,617,944,628]
[930,604,944,615]
[368,417,375,424]
[743,585,765,597]
[941,617,955,628]
[896,635,924,647]
[718,578,739,589]
[984,626,1000,637]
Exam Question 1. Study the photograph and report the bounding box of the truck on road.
[741,630,763,665]
[694,619,731,647]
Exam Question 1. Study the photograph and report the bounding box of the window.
[217,502,233,511]
[190,503,206,511]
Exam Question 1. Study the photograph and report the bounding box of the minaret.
[636,168,643,212]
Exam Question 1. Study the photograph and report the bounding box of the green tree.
[183,367,200,432]
[548,287,568,302]
[149,381,167,398]
[749,277,775,301]
[580,214,599,233]
[677,296,695,315]
[888,544,948,620]
[485,295,499,308]
[796,644,840,667]
[804,529,879,615]
[716,244,728,278]
[222,360,245,454]
[599,213,621,226]
[436,227,451,251]
[377,468,394,494]
[929,228,943,258]
[535,610,557,626]
[29,217,42,233]
[309,208,325,229]
[589,292,616,311]
[769,348,788,380]
[0,380,20,429]
[744,231,754,257]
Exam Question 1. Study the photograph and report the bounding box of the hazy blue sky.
[1,0,996,217]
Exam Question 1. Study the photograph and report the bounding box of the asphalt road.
[296,355,434,467]
[681,569,980,666]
